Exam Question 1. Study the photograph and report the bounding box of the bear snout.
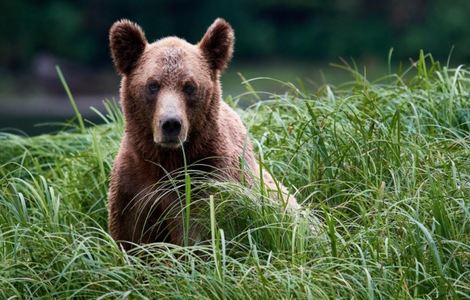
[152,92,188,148]
[160,115,182,142]
[153,113,187,148]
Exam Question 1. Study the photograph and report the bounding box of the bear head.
[109,18,234,149]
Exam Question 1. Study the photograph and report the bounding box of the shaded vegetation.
[2,0,470,70]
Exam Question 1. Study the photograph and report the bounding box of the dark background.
[1,0,470,134]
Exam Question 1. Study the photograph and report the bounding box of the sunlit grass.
[0,53,469,298]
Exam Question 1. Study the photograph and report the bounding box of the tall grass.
[1,54,469,298]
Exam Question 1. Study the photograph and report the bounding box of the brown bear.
[107,18,298,250]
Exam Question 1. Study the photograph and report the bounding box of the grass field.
[1,53,469,299]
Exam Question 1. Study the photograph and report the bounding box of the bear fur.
[107,18,298,250]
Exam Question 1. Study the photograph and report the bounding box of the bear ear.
[109,19,147,75]
[198,18,234,73]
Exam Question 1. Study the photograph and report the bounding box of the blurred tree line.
[1,0,470,72]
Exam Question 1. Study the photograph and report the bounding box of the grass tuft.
[1,55,469,298]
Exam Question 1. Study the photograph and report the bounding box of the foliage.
[2,0,470,70]
[0,55,470,298]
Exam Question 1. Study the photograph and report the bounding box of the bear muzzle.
[154,114,187,148]
[152,91,188,148]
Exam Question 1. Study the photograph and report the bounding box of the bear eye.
[183,83,196,96]
[147,82,160,94]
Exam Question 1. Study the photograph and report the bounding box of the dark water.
[0,114,104,136]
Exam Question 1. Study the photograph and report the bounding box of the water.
[0,114,104,136]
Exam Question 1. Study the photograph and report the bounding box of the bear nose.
[160,116,182,139]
